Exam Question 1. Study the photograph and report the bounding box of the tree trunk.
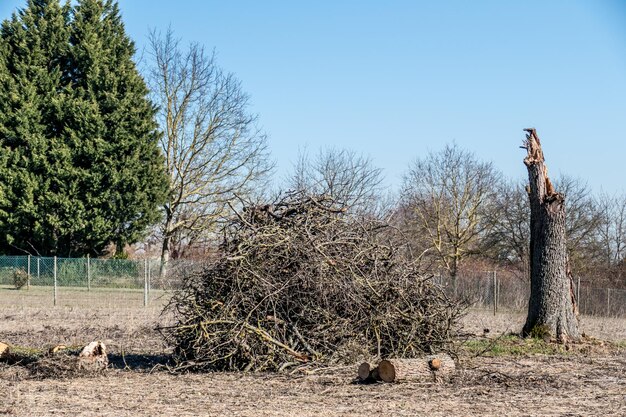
[160,211,173,279]
[450,255,459,297]
[160,235,170,279]
[521,128,580,341]
[115,240,125,258]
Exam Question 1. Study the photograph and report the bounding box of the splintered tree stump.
[521,128,580,341]
[377,355,455,383]
[78,341,108,371]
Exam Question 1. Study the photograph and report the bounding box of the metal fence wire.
[430,269,625,318]
[0,255,625,317]
[0,255,200,308]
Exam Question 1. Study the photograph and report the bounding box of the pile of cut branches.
[160,192,465,372]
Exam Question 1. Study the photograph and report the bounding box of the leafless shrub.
[12,268,29,290]
[160,191,465,372]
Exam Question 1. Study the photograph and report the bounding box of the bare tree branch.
[288,147,384,216]
[147,28,273,269]
[400,143,498,287]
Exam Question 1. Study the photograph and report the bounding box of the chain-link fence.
[437,270,626,318]
[1,255,625,317]
[0,255,199,309]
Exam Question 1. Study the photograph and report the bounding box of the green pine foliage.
[0,0,168,257]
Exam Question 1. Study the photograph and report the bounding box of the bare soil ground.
[1,288,625,416]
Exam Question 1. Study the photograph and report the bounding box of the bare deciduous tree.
[401,143,499,290]
[484,175,601,278]
[481,179,530,274]
[148,29,272,273]
[596,192,626,282]
[557,176,602,275]
[289,148,384,215]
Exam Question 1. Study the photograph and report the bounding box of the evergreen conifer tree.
[0,0,167,256]
[65,0,167,255]
[0,0,75,255]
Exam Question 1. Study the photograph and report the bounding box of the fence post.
[53,256,57,306]
[493,269,498,316]
[87,254,91,292]
[607,288,611,317]
[143,259,148,307]
[497,271,500,311]
[147,258,151,297]
[27,255,31,290]
[37,258,40,281]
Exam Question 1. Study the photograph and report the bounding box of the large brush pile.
[161,192,465,372]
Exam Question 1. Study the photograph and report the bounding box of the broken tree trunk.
[521,128,580,342]
[376,354,455,383]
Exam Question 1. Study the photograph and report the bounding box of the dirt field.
[1,288,625,416]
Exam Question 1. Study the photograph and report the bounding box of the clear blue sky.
[2,1,625,194]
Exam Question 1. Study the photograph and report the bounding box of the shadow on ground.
[108,353,171,370]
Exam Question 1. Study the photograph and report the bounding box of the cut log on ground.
[357,362,380,382]
[377,354,455,383]
[0,342,9,360]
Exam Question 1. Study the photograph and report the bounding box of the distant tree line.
[0,0,624,290]
[299,144,625,288]
[395,144,625,288]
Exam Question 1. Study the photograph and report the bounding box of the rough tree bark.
[521,128,580,341]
